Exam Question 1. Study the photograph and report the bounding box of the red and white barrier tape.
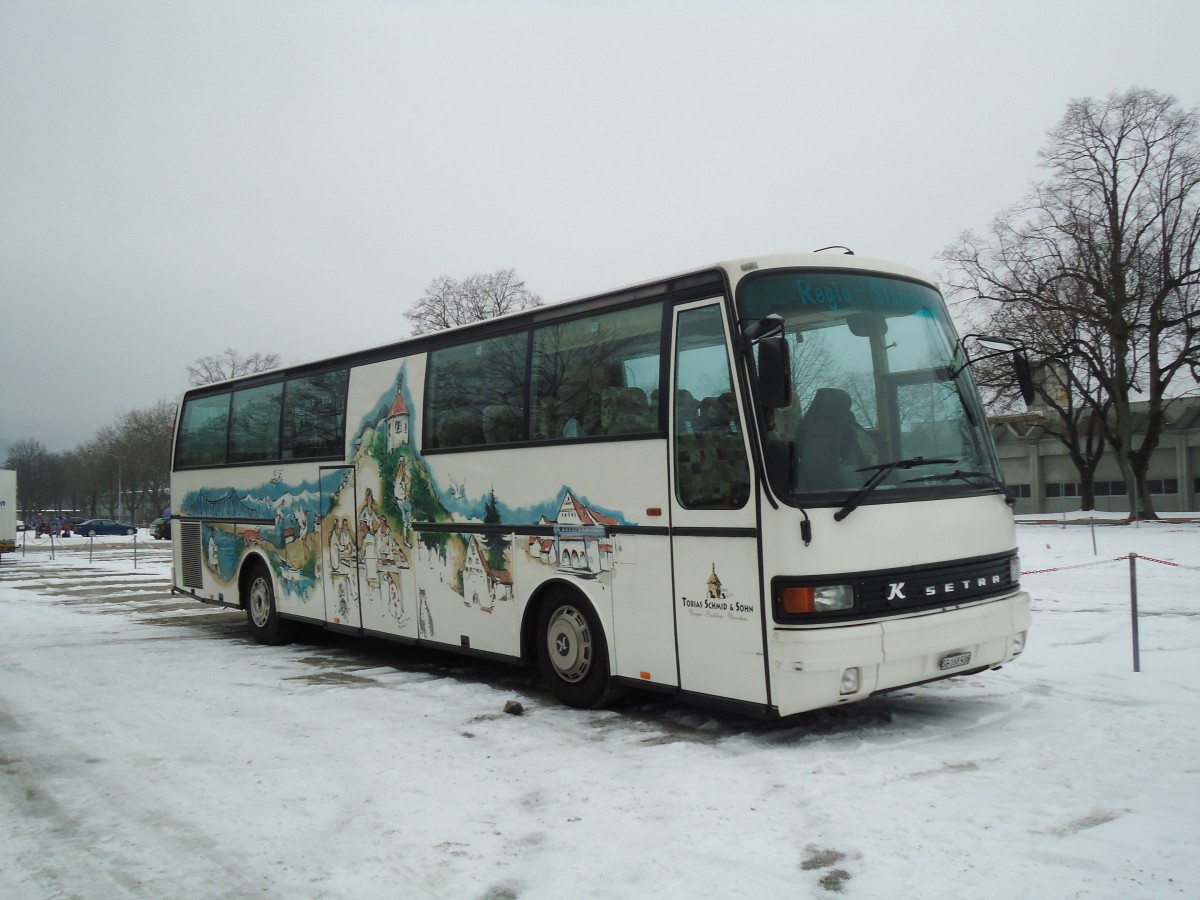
[1022,554,1195,575]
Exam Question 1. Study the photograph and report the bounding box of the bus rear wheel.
[537,596,617,709]
[244,562,296,646]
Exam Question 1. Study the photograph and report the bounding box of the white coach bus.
[170,251,1033,720]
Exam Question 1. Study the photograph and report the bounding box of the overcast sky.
[3,0,1199,455]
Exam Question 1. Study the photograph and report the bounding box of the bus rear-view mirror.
[756,336,792,409]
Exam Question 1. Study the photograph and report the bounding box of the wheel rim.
[248,576,272,628]
[544,605,592,683]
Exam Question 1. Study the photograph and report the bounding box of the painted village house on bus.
[527,491,616,578]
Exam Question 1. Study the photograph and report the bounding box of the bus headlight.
[780,584,854,615]
[1010,555,1021,584]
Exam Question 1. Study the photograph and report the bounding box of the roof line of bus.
[179,251,935,397]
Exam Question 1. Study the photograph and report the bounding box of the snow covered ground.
[1,523,1198,899]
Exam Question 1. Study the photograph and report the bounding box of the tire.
[536,595,617,709]
[126,528,136,536]
[244,562,296,646]
[87,530,96,537]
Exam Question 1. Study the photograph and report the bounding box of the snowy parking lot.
[2,524,1199,899]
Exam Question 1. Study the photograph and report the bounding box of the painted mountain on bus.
[180,474,341,599]
[180,478,335,530]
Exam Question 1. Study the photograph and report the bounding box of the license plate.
[939,651,972,671]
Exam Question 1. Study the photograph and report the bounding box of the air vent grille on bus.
[180,521,203,589]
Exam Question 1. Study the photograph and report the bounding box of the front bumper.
[768,591,1031,717]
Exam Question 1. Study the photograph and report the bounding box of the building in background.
[990,397,1200,515]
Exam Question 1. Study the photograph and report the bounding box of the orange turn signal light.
[781,586,816,615]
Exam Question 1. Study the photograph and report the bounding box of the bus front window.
[740,270,1002,505]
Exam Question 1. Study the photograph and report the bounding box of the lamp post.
[105,453,122,522]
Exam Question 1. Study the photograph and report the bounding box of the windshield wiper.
[834,456,957,522]
[905,469,1016,505]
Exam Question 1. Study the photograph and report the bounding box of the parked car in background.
[150,517,171,540]
[75,519,138,537]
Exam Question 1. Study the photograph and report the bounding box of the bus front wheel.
[244,563,295,646]
[537,596,616,709]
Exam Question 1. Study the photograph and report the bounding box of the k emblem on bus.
[886,582,907,601]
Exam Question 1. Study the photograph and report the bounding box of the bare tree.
[7,396,178,523]
[977,294,1112,507]
[406,268,542,336]
[4,438,50,518]
[187,348,281,386]
[64,441,108,518]
[112,400,177,521]
[942,88,1200,518]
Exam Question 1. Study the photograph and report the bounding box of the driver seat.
[798,388,871,487]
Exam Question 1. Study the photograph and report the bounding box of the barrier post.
[1129,552,1141,673]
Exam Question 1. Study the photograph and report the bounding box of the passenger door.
[669,300,768,707]
[320,465,362,629]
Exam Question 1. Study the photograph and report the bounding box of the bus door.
[669,300,768,706]
[320,465,362,629]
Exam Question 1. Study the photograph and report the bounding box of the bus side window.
[282,370,348,459]
[427,333,528,449]
[230,382,283,463]
[176,392,232,468]
[530,301,663,441]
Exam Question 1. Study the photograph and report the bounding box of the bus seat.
[533,396,559,440]
[601,386,652,434]
[674,389,699,434]
[799,388,869,486]
[698,392,739,433]
[483,405,523,443]
[676,432,751,508]
[437,408,484,447]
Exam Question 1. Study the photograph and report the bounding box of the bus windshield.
[740,270,1002,505]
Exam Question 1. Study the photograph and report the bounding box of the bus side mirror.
[960,335,1036,408]
[1012,348,1035,407]
[756,336,792,409]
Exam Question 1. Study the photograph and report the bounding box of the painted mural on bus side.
[186,472,340,602]
[179,362,631,633]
